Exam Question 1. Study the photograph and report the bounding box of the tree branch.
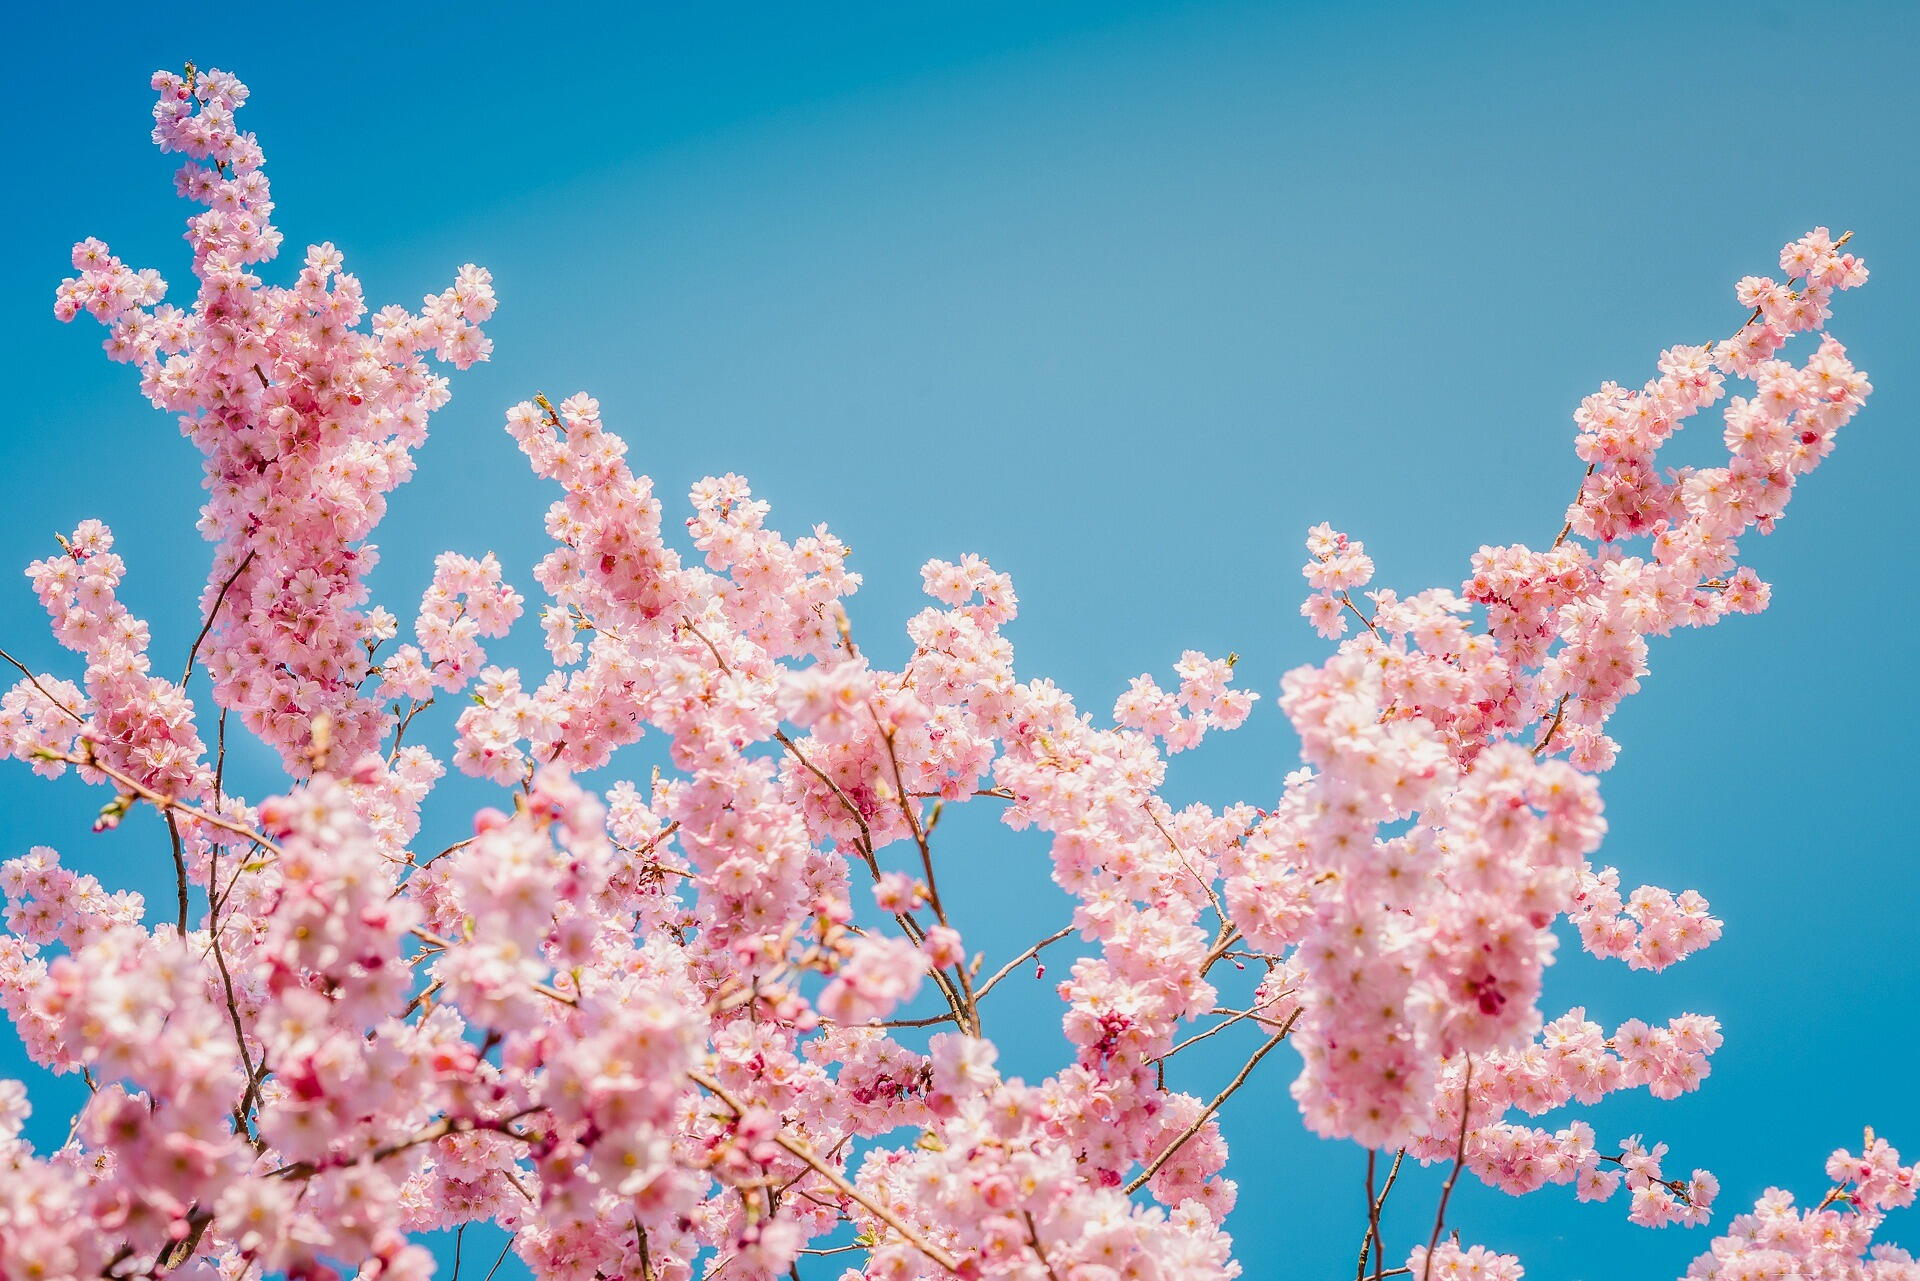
[0,644,85,724]
[690,1068,958,1273]
[974,925,1075,1001]
[1423,1058,1474,1281]
[1124,1010,1300,1195]
[181,549,256,687]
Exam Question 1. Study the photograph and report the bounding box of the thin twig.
[164,810,190,934]
[873,713,977,1033]
[975,926,1076,1001]
[1423,1058,1475,1281]
[1124,1010,1300,1195]
[389,696,436,761]
[1023,1210,1062,1281]
[1154,991,1295,1064]
[690,1069,958,1272]
[481,1234,518,1281]
[268,1107,543,1180]
[199,805,261,1146]
[864,1011,960,1030]
[207,920,261,1140]
[181,550,256,687]
[42,744,282,853]
[213,706,228,805]
[410,926,576,1006]
[1551,463,1597,549]
[1360,1151,1378,1281]
[1357,1149,1405,1281]
[1339,590,1382,638]
[1145,803,1227,934]
[1532,694,1569,758]
[686,610,967,1033]
[0,645,84,723]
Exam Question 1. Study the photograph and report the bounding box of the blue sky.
[4,2,1918,1277]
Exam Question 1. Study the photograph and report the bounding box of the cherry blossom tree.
[1,64,1910,1281]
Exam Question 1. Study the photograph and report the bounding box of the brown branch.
[1152,991,1296,1064]
[775,726,877,867]
[873,714,977,1034]
[619,819,683,864]
[481,1234,519,1281]
[974,925,1075,1001]
[163,810,190,934]
[1200,925,1244,976]
[268,1107,543,1180]
[680,618,882,867]
[680,617,974,1031]
[41,744,281,853]
[1145,802,1227,933]
[1339,590,1382,638]
[1359,1150,1379,1281]
[1358,1149,1406,1281]
[409,926,577,1006]
[402,979,444,1020]
[690,1069,958,1272]
[199,806,262,1146]
[0,644,85,724]
[156,1211,214,1275]
[1531,694,1569,758]
[1423,1058,1474,1281]
[635,1222,655,1281]
[213,706,228,805]
[863,1011,960,1030]
[389,696,436,760]
[181,549,256,687]
[207,929,262,1140]
[1024,1210,1062,1281]
[414,836,473,874]
[1124,1010,1300,1195]
[1551,463,1597,549]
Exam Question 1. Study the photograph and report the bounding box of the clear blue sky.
[5,2,1918,1277]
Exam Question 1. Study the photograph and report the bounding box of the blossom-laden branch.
[0,61,1898,1281]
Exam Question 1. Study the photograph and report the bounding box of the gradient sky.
[5,2,1919,1277]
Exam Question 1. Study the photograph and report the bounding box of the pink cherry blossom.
[0,63,1902,1281]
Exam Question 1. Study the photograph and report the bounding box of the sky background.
[4,1,1918,1277]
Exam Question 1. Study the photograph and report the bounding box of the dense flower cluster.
[4,520,208,801]
[52,65,496,776]
[1685,1138,1920,1280]
[0,64,1904,1281]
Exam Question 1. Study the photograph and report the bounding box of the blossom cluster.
[0,64,1903,1281]
[1686,1138,1920,1280]
[51,65,497,775]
